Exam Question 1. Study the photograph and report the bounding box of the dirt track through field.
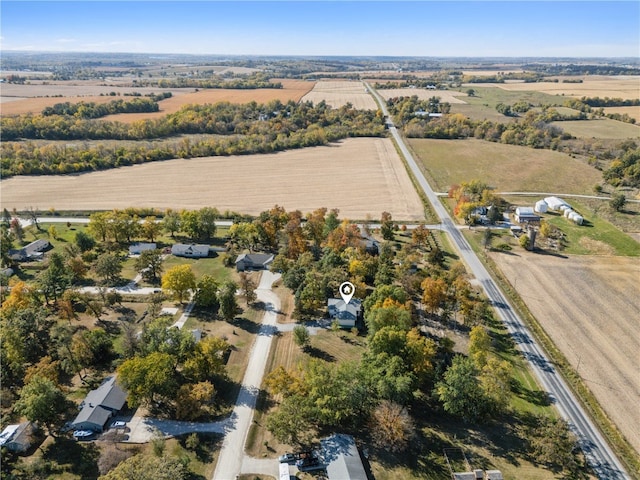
[1,137,425,220]
[490,251,640,453]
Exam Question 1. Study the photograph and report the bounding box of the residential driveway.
[213,270,281,480]
[125,415,231,443]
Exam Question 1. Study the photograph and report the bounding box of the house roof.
[321,434,367,480]
[171,243,209,255]
[515,207,535,215]
[0,424,21,447]
[72,405,112,430]
[82,376,127,412]
[0,422,34,449]
[328,298,362,320]
[235,253,274,266]
[9,239,50,260]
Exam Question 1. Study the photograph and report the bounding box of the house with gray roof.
[128,242,157,255]
[0,422,37,452]
[171,243,210,258]
[70,376,127,433]
[327,298,362,329]
[321,434,368,480]
[235,253,274,272]
[8,239,50,262]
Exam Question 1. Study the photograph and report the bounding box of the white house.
[171,243,210,258]
[327,298,362,329]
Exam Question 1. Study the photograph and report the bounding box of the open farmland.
[301,80,378,109]
[0,137,425,220]
[490,251,640,454]
[551,118,640,140]
[377,88,468,103]
[485,75,640,100]
[0,79,315,119]
[603,106,640,122]
[407,138,603,193]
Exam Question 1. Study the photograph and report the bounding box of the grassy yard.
[407,138,602,194]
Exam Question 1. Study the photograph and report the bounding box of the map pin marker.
[339,281,355,305]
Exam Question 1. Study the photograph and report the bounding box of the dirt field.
[377,88,468,103]
[603,106,640,122]
[483,75,640,100]
[490,251,640,453]
[301,80,378,109]
[0,137,425,220]
[0,79,314,119]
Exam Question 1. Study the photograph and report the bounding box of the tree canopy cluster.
[1,100,385,177]
[42,97,163,119]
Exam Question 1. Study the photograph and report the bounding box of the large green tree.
[161,264,196,304]
[437,355,489,422]
[218,281,239,321]
[94,252,123,285]
[135,249,163,284]
[99,454,189,480]
[117,352,178,406]
[15,376,72,436]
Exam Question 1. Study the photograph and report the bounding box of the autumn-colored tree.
[141,216,162,242]
[380,211,395,241]
[370,400,415,452]
[1,280,36,312]
[480,357,512,414]
[284,210,307,259]
[421,276,449,315]
[238,272,257,305]
[325,220,362,253]
[411,224,430,249]
[161,264,196,304]
[175,381,215,420]
[118,352,178,406]
[228,222,259,251]
[304,207,327,247]
[183,336,229,382]
[469,325,492,368]
[265,365,305,398]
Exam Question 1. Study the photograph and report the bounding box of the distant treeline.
[133,75,282,90]
[1,100,385,176]
[523,63,640,76]
[578,97,640,108]
[41,95,170,118]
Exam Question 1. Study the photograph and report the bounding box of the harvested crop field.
[550,118,640,140]
[486,75,640,100]
[490,251,640,453]
[0,137,425,220]
[603,106,640,122]
[301,80,378,110]
[377,88,468,104]
[0,79,314,120]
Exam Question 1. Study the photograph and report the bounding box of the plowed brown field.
[490,251,640,453]
[1,137,425,220]
[301,80,378,110]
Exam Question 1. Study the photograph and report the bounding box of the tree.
[519,234,530,250]
[88,211,110,242]
[175,381,215,420]
[292,325,310,351]
[94,252,123,285]
[366,302,412,335]
[161,264,195,304]
[469,325,492,368]
[194,274,219,310]
[39,252,72,303]
[75,230,96,252]
[380,211,395,241]
[183,336,229,382]
[135,249,163,284]
[228,222,259,251]
[610,192,626,212]
[24,206,42,231]
[15,376,72,436]
[524,415,579,472]
[117,352,178,406]
[218,281,239,321]
[1,227,14,268]
[437,355,488,422]
[480,357,512,415]
[421,276,449,315]
[466,88,475,97]
[197,207,218,241]
[266,394,316,445]
[99,453,189,480]
[304,207,327,247]
[370,400,415,452]
[162,210,181,238]
[10,218,24,243]
[141,216,161,242]
[238,272,257,305]
[48,225,58,240]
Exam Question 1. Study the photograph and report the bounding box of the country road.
[366,83,630,479]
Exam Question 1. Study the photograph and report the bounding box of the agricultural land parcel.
[377,87,469,104]
[301,80,378,109]
[0,137,425,221]
[0,79,315,120]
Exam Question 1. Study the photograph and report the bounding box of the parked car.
[73,430,94,439]
[111,421,126,429]
[279,453,296,463]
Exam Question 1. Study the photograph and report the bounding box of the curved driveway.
[366,83,630,479]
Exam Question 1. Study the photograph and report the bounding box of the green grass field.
[551,118,640,139]
[459,86,565,110]
[407,138,602,194]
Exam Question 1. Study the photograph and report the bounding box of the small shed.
[534,200,548,213]
[485,471,504,480]
[568,211,584,225]
[128,242,156,255]
[171,243,210,258]
[235,253,274,272]
[0,422,37,452]
[514,207,540,224]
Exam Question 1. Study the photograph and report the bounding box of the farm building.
[514,207,540,224]
[8,239,50,261]
[534,200,548,213]
[128,242,157,255]
[568,211,584,225]
[70,376,127,433]
[0,422,37,453]
[544,196,571,211]
[327,298,362,329]
[171,243,210,258]
[320,434,368,480]
[235,253,274,272]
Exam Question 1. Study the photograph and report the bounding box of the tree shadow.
[96,319,121,335]
[305,346,335,363]
[41,437,100,479]
[232,316,260,335]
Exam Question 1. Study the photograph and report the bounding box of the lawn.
[407,137,602,194]
[458,85,564,109]
[551,118,640,139]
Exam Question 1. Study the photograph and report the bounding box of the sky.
[1,1,638,57]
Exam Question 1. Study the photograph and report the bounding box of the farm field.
[0,79,315,118]
[377,88,468,104]
[550,118,640,140]
[603,106,640,122]
[489,251,640,454]
[407,137,603,193]
[0,137,425,220]
[484,75,640,100]
[301,80,378,109]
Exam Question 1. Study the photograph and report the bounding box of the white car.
[73,430,94,439]
[111,421,126,428]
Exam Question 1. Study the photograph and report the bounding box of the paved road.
[366,83,630,479]
[213,270,281,480]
